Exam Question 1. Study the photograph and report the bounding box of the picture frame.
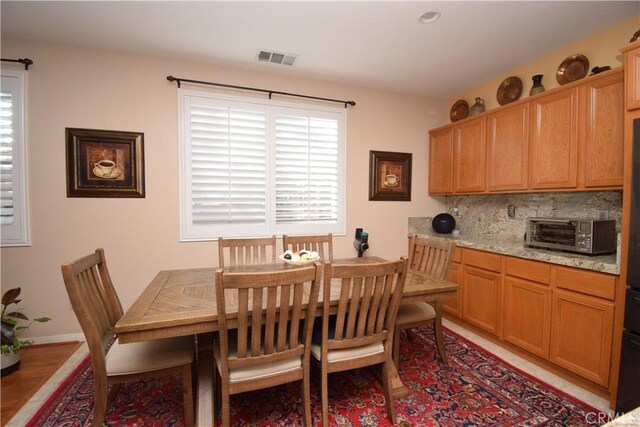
[369,150,412,201]
[66,128,145,198]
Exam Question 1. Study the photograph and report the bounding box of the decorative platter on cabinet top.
[556,54,589,85]
[450,99,469,122]
[496,76,523,106]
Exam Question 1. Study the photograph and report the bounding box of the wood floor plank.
[1,341,82,426]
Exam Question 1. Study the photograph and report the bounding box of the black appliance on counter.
[616,118,640,413]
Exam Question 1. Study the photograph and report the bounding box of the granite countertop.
[410,231,619,275]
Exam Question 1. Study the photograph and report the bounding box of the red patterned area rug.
[26,326,604,426]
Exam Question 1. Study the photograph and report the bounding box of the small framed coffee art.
[66,128,145,198]
[369,150,412,201]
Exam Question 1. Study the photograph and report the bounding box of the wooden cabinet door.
[503,278,551,358]
[549,289,614,387]
[443,262,461,317]
[453,118,486,193]
[487,104,529,191]
[462,265,501,336]
[581,72,624,188]
[429,127,453,194]
[625,46,640,111]
[530,88,578,189]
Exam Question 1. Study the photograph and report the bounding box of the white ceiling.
[1,1,638,98]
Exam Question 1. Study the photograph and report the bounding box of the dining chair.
[313,257,408,425]
[61,249,194,427]
[217,235,277,267]
[282,234,333,261]
[213,262,322,427]
[394,236,456,366]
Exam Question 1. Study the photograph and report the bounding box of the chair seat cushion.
[215,342,302,383]
[106,336,194,376]
[396,302,436,325]
[310,341,384,363]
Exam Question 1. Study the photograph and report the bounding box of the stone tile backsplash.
[411,191,622,241]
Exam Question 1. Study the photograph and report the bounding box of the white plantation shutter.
[273,111,339,230]
[179,91,345,240]
[1,70,29,246]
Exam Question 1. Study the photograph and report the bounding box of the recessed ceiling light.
[419,10,441,24]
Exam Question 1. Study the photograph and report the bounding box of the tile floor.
[7,321,612,425]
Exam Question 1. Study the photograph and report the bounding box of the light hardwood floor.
[1,341,82,426]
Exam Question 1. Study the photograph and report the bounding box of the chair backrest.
[321,257,408,352]
[282,234,333,261]
[214,262,322,375]
[61,248,123,379]
[408,236,456,279]
[218,236,277,267]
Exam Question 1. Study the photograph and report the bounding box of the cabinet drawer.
[554,266,616,300]
[505,257,550,285]
[463,249,501,272]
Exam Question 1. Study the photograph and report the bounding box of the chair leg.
[221,380,231,427]
[381,360,397,424]
[433,302,448,364]
[182,364,194,426]
[107,383,121,403]
[300,373,312,426]
[393,325,401,368]
[321,364,329,427]
[406,328,416,341]
[93,378,109,427]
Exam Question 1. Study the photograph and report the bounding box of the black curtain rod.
[167,75,356,108]
[1,58,33,70]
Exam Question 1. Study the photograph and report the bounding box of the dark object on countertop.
[630,28,640,43]
[589,66,611,76]
[432,213,456,234]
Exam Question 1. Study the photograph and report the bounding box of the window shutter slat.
[0,92,14,225]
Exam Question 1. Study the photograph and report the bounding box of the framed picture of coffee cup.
[66,128,145,198]
[368,150,412,201]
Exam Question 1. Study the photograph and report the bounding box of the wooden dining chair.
[394,236,456,366]
[213,262,322,427]
[313,257,408,425]
[282,234,333,261]
[217,235,277,267]
[61,249,194,427]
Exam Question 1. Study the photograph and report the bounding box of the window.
[1,69,29,247]
[179,90,346,240]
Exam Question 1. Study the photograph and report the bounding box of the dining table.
[115,256,458,426]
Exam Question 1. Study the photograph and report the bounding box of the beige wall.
[0,39,446,339]
[448,15,639,113]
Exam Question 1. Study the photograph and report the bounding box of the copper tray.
[496,76,523,106]
[556,54,589,85]
[450,99,469,122]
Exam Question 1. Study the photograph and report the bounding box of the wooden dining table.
[115,256,458,426]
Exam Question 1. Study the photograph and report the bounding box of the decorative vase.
[468,97,485,116]
[1,351,20,377]
[530,74,545,96]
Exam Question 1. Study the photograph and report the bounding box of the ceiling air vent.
[256,49,298,66]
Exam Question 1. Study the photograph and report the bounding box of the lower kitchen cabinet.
[503,278,551,358]
[549,289,614,387]
[444,246,619,391]
[462,265,501,336]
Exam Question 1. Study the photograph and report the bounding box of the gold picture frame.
[369,150,412,201]
[66,128,145,198]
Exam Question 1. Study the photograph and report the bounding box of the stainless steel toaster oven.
[525,218,616,255]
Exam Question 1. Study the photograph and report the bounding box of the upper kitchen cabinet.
[487,103,529,191]
[428,68,624,195]
[580,72,624,188]
[530,88,578,190]
[623,43,640,111]
[428,127,453,194]
[453,118,486,193]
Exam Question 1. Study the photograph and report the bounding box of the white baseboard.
[29,333,85,345]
